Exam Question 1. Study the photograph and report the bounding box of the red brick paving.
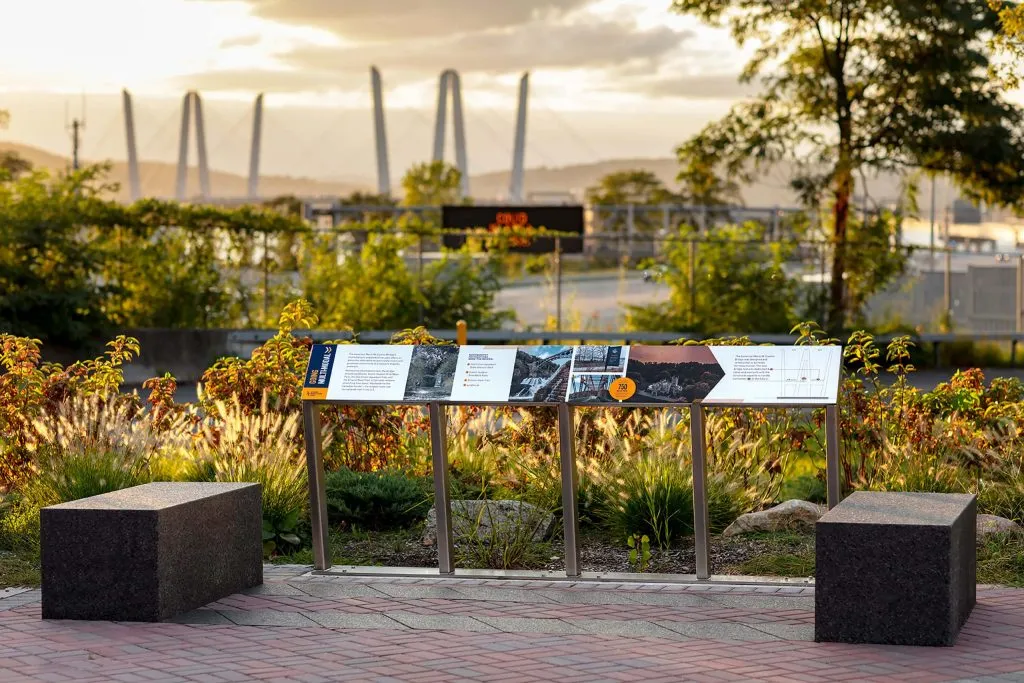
[0,571,1021,682]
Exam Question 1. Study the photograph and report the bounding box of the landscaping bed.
[3,304,1024,592]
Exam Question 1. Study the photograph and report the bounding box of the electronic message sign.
[441,205,585,254]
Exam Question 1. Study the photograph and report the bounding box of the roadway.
[496,271,669,329]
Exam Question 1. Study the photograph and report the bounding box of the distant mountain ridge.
[0,142,367,202]
[1,141,973,217]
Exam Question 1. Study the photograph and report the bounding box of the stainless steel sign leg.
[825,405,842,509]
[429,402,456,574]
[302,402,331,571]
[558,403,581,577]
[690,403,711,580]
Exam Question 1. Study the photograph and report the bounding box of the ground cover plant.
[1,302,1023,586]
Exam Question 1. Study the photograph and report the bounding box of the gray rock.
[722,499,825,537]
[423,499,555,546]
[977,513,1023,538]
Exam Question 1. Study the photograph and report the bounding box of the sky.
[0,0,760,184]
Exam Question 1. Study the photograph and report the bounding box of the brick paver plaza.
[0,566,1022,682]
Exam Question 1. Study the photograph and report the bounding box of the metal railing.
[301,393,842,581]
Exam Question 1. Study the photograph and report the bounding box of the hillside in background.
[1,141,980,219]
[0,142,368,201]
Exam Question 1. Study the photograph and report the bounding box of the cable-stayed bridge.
[119,68,532,204]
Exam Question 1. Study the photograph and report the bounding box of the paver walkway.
[0,566,1022,682]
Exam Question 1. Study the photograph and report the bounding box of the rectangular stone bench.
[815,491,976,646]
[41,482,263,622]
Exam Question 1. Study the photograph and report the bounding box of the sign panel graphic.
[301,344,843,406]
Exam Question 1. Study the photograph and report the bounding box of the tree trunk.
[829,120,854,333]
[829,164,853,332]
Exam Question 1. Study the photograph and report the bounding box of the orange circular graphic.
[608,377,637,401]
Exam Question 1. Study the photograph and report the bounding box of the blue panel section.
[304,344,337,389]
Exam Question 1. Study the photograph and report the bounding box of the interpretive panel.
[301,344,843,406]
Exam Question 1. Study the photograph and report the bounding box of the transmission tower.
[65,95,86,172]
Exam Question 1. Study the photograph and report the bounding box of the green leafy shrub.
[325,468,431,531]
[606,455,694,550]
[454,503,552,570]
[781,474,827,505]
[707,477,744,533]
[979,481,1024,525]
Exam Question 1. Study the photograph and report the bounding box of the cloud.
[181,1,694,98]
[167,68,366,93]
[283,19,688,74]
[624,73,762,100]
[199,0,594,40]
[219,34,263,49]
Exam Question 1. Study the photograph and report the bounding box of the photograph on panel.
[624,345,725,403]
[508,345,573,402]
[403,345,459,401]
[570,345,628,374]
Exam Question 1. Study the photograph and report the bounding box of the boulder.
[723,499,826,537]
[423,499,556,547]
[976,514,1023,539]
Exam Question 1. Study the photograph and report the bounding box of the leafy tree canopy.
[401,161,463,207]
[990,1,1024,86]
[585,170,677,206]
[671,0,1024,329]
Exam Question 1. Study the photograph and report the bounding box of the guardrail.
[227,329,1024,365]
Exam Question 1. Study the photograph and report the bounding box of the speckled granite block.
[815,491,976,646]
[41,482,263,622]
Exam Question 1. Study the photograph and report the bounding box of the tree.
[676,153,742,208]
[0,151,32,180]
[671,0,1024,331]
[586,170,678,234]
[626,222,799,334]
[401,161,463,207]
[990,1,1024,86]
[0,110,31,181]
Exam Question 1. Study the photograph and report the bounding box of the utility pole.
[69,119,84,171]
[66,95,86,172]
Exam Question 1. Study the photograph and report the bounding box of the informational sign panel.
[441,205,585,254]
[302,344,843,406]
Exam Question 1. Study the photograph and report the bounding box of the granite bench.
[41,482,263,622]
[815,491,976,646]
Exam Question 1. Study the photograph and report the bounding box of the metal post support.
[262,231,270,324]
[689,404,711,580]
[626,203,635,264]
[555,236,563,333]
[428,403,455,574]
[944,250,953,326]
[688,239,697,327]
[1016,255,1023,334]
[302,402,331,570]
[825,405,842,509]
[558,403,581,577]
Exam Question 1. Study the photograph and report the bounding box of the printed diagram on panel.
[780,347,832,398]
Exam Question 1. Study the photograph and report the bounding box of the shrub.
[190,395,312,555]
[454,503,553,570]
[325,468,431,531]
[979,481,1024,525]
[604,452,694,550]
[781,474,827,505]
[27,394,193,506]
